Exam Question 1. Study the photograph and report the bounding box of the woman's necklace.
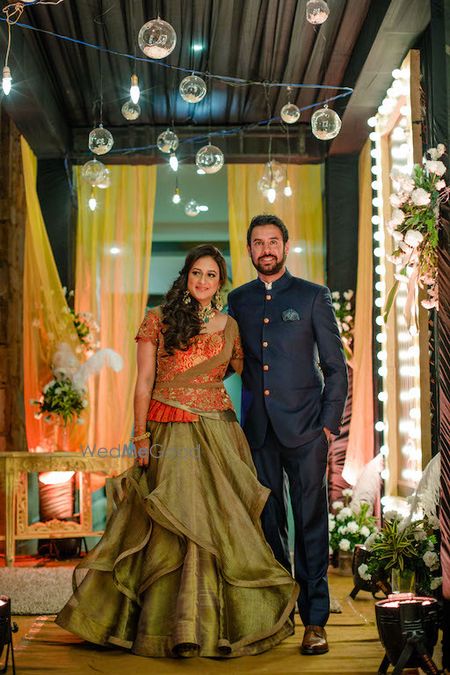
[198,303,215,323]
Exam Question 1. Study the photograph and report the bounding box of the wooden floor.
[4,570,443,675]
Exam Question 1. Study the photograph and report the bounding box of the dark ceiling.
[0,0,430,163]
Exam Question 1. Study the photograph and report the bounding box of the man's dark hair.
[246,214,289,246]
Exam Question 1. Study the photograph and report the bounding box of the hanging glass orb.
[195,143,224,174]
[257,175,271,196]
[179,75,207,103]
[88,124,114,155]
[280,102,301,124]
[185,199,200,217]
[97,167,111,189]
[81,159,107,186]
[306,0,330,24]
[311,105,342,140]
[157,128,179,153]
[121,100,141,121]
[264,160,285,184]
[138,18,177,59]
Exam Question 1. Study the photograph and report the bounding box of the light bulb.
[88,196,97,211]
[2,66,11,95]
[267,185,276,204]
[367,116,377,127]
[172,188,181,204]
[169,154,178,172]
[283,180,293,197]
[130,74,140,104]
[198,205,209,212]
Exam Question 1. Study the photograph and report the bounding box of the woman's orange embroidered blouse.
[135,307,243,421]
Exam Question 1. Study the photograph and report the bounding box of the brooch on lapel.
[282,308,300,321]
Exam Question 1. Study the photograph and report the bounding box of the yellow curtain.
[75,165,156,467]
[227,164,324,287]
[22,137,86,452]
[343,141,374,484]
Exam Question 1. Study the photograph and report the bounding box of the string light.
[283,180,293,197]
[129,73,140,103]
[88,191,97,211]
[169,153,178,172]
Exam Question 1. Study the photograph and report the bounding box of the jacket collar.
[256,269,292,291]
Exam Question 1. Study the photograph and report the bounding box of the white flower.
[427,515,440,530]
[391,208,405,226]
[339,539,351,552]
[332,500,344,511]
[360,526,370,538]
[332,302,340,310]
[332,291,340,300]
[414,529,427,541]
[435,179,446,190]
[342,322,349,331]
[383,510,400,522]
[392,230,404,242]
[423,551,439,569]
[342,488,353,497]
[425,159,446,176]
[390,193,405,208]
[364,532,378,550]
[336,507,352,521]
[43,379,56,393]
[343,290,354,300]
[345,303,351,310]
[347,521,359,534]
[404,229,424,248]
[328,519,336,532]
[344,315,352,323]
[329,546,333,556]
[338,525,348,535]
[411,188,431,206]
[358,563,372,581]
[430,576,442,590]
[398,175,415,193]
[421,298,438,310]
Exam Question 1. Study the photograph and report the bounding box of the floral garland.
[331,289,355,360]
[63,288,100,356]
[385,144,449,328]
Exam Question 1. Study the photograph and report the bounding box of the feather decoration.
[351,454,384,515]
[52,342,80,379]
[406,452,440,523]
[72,348,123,391]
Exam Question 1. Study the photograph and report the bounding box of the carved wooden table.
[0,452,128,567]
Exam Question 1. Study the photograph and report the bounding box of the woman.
[56,244,298,658]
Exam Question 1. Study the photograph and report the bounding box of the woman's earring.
[183,290,191,305]
[213,291,224,312]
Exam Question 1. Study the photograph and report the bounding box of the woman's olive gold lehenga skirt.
[56,414,299,658]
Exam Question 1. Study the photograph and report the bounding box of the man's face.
[248,224,289,276]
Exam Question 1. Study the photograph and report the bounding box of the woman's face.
[187,255,221,306]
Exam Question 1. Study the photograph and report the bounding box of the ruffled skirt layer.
[56,416,298,657]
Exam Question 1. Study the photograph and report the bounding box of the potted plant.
[356,512,441,597]
[329,489,378,575]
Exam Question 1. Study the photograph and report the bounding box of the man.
[228,214,348,655]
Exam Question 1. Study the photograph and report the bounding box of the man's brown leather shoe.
[300,625,329,655]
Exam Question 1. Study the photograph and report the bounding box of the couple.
[56,214,348,658]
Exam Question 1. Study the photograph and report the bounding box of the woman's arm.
[133,339,157,466]
[229,357,243,376]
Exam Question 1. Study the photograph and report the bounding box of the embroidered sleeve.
[135,310,160,345]
[232,331,244,360]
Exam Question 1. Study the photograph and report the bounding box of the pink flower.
[411,188,431,206]
[436,179,446,190]
[392,231,404,242]
[391,208,405,225]
[390,193,405,208]
[425,160,446,177]
[404,230,424,248]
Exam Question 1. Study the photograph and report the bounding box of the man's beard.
[251,251,287,276]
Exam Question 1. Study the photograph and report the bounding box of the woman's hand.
[135,437,151,467]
